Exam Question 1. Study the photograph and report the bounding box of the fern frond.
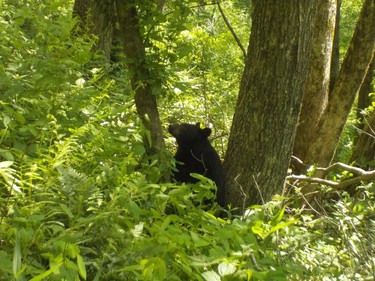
[0,161,21,194]
[51,124,95,168]
[55,166,103,216]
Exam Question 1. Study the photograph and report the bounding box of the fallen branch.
[287,157,375,189]
[286,174,340,187]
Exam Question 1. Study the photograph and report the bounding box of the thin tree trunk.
[329,0,341,95]
[115,0,165,154]
[351,112,375,168]
[303,0,375,168]
[73,0,116,61]
[223,1,317,212]
[351,58,375,168]
[356,58,374,128]
[293,0,337,173]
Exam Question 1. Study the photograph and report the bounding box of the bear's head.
[168,122,211,146]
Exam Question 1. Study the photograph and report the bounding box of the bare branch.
[291,156,367,177]
[287,174,339,187]
[216,1,247,60]
[318,162,366,177]
[287,159,375,189]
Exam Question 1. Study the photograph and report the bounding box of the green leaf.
[133,143,146,156]
[14,112,25,125]
[352,203,363,214]
[168,187,189,196]
[189,231,210,247]
[77,254,87,280]
[3,115,11,127]
[13,230,22,277]
[271,206,286,226]
[29,265,61,281]
[202,271,221,281]
[266,219,298,238]
[131,223,144,237]
[218,261,236,276]
[142,258,167,280]
[0,251,13,274]
[127,201,142,219]
[59,203,74,219]
[0,161,13,168]
[251,221,265,237]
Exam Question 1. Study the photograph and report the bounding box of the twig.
[234,173,248,215]
[216,1,247,60]
[249,252,261,271]
[190,150,208,175]
[253,175,265,205]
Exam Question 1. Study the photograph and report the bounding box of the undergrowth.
[2,146,375,281]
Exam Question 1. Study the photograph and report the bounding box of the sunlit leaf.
[218,261,236,276]
[77,254,87,280]
[202,271,221,281]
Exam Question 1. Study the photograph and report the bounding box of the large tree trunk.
[223,1,317,212]
[293,0,337,173]
[115,0,165,154]
[73,0,116,61]
[302,0,375,168]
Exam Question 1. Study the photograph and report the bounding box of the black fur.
[168,122,225,206]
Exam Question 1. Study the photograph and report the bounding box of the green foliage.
[333,106,358,163]
[0,0,93,162]
[137,1,250,156]
[340,0,364,56]
[284,183,375,280]
[1,0,374,280]
[334,0,370,163]
[160,2,249,155]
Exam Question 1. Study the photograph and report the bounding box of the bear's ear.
[195,122,201,128]
[201,127,212,138]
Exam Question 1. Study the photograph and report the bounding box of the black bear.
[168,122,225,207]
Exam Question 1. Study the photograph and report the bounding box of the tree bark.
[351,58,375,168]
[303,0,375,168]
[350,112,375,168]
[293,0,337,173]
[329,0,341,95]
[115,0,165,154]
[356,58,374,128]
[223,1,317,212]
[73,0,116,61]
